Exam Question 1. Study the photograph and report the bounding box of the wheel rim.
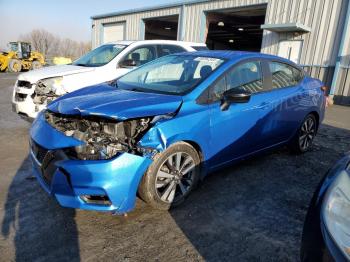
[155,152,196,204]
[14,62,20,72]
[33,62,41,69]
[299,117,316,151]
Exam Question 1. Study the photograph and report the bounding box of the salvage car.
[301,152,350,262]
[12,40,207,120]
[29,51,327,213]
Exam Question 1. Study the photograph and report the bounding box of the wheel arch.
[182,140,204,163]
[309,111,320,131]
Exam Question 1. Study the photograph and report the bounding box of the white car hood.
[18,65,95,83]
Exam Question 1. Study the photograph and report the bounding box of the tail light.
[320,86,331,107]
[321,86,327,94]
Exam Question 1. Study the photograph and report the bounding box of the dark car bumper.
[301,154,350,262]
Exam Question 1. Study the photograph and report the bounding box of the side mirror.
[220,88,251,111]
[119,59,137,68]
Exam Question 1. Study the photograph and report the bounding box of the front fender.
[139,102,211,162]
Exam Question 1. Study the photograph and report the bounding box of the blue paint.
[199,11,207,43]
[177,4,186,41]
[47,84,183,120]
[139,19,145,40]
[330,0,350,95]
[30,51,326,213]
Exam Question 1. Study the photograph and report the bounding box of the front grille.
[32,141,48,163]
[31,141,56,185]
[17,80,32,88]
[15,92,27,102]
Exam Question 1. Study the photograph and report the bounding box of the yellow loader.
[0,42,45,72]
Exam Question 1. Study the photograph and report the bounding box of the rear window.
[158,45,186,57]
[191,46,209,51]
[269,62,303,89]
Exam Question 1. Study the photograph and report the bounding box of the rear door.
[260,60,306,144]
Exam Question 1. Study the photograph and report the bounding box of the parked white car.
[12,40,207,120]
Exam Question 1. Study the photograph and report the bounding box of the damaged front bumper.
[12,84,45,120]
[30,113,153,213]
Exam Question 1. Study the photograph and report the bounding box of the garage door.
[103,23,125,43]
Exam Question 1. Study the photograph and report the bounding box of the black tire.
[138,142,201,210]
[289,114,317,154]
[8,59,22,73]
[31,60,42,70]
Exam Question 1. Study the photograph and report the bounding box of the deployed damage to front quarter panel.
[32,86,58,106]
[45,110,151,160]
[32,78,64,106]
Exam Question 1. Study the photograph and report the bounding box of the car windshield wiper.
[73,63,88,67]
[129,88,147,93]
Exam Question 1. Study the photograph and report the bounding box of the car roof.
[174,50,297,65]
[104,40,207,47]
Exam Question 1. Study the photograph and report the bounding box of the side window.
[208,76,226,102]
[193,58,222,79]
[123,46,156,66]
[269,62,303,89]
[158,45,186,57]
[227,61,264,93]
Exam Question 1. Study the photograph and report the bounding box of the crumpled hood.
[47,84,183,120]
[18,64,95,83]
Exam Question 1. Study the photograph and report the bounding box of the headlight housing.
[35,77,64,95]
[322,167,350,259]
[45,111,152,160]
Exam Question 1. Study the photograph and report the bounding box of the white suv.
[12,40,207,120]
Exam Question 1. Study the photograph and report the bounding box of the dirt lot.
[0,72,349,262]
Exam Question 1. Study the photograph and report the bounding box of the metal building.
[91,0,350,104]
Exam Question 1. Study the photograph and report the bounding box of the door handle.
[256,102,271,110]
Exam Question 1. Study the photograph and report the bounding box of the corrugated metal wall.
[261,0,349,99]
[92,6,181,46]
[92,0,350,103]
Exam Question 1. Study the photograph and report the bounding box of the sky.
[0,0,188,49]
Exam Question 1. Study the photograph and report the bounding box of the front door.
[207,60,272,169]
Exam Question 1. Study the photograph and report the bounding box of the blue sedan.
[30,51,327,213]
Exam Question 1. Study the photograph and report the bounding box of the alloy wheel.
[299,116,316,151]
[155,152,196,204]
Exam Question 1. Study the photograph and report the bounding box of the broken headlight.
[35,77,63,95]
[45,111,151,160]
[33,77,64,105]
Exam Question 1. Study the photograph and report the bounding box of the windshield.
[9,42,18,52]
[72,44,126,67]
[116,55,225,95]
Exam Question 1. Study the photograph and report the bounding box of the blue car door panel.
[208,59,271,169]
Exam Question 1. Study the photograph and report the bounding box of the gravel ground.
[0,72,349,262]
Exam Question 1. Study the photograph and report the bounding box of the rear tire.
[31,60,42,70]
[138,142,201,210]
[289,114,317,154]
[8,59,22,72]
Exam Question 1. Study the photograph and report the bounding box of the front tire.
[31,60,42,70]
[8,59,22,72]
[138,142,201,210]
[290,114,317,154]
